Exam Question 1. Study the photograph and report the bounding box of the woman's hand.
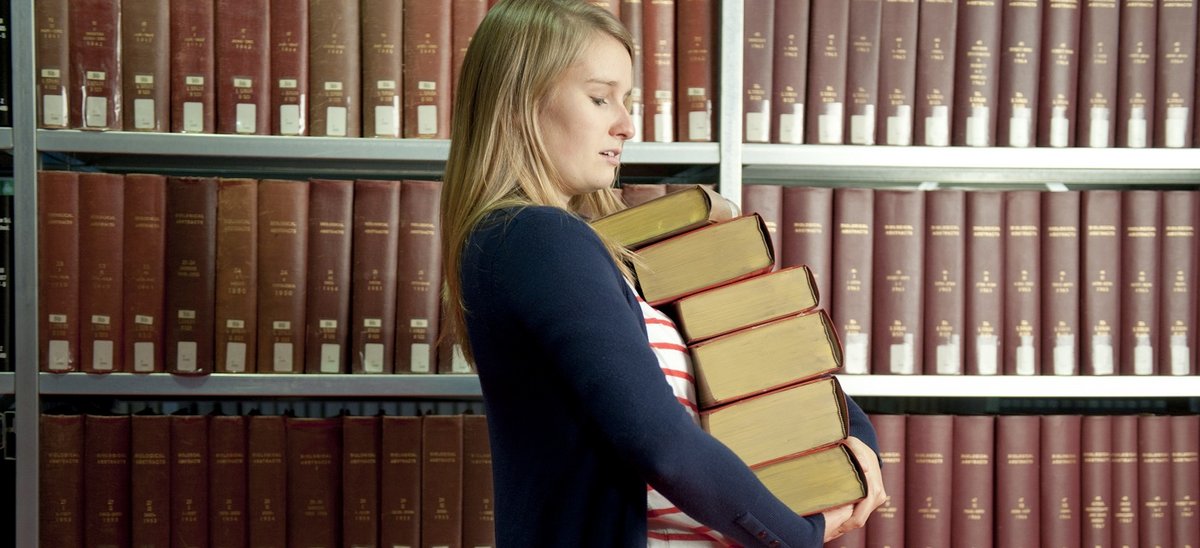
[828,436,887,538]
[820,504,853,542]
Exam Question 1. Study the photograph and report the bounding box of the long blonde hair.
[441,0,634,359]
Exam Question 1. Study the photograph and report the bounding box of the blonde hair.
[441,0,634,360]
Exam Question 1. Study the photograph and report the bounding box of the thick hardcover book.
[165,177,219,375]
[904,415,953,548]
[832,188,873,375]
[924,190,966,375]
[463,415,496,547]
[1040,415,1082,548]
[305,179,354,374]
[395,180,442,374]
[423,416,465,547]
[952,0,1003,146]
[743,0,775,143]
[437,318,474,374]
[620,182,669,208]
[40,414,84,547]
[351,180,401,374]
[1038,0,1082,147]
[996,0,1043,147]
[0,5,7,127]
[622,0,645,141]
[170,0,216,133]
[78,173,125,373]
[1076,0,1119,147]
[287,418,342,548]
[124,174,167,373]
[270,0,309,135]
[214,179,259,374]
[209,416,248,548]
[38,171,80,372]
[703,376,847,467]
[644,0,676,142]
[215,0,270,135]
[807,0,851,143]
[380,416,422,548]
[1082,415,1113,548]
[309,0,361,137]
[995,415,1040,548]
[742,184,783,268]
[36,0,70,128]
[865,414,906,547]
[1139,415,1173,548]
[248,415,288,548]
[257,180,310,373]
[781,187,833,305]
[361,0,404,138]
[131,414,171,548]
[1041,191,1081,375]
[876,0,918,146]
[914,0,957,146]
[403,0,451,138]
[769,0,806,144]
[633,215,775,306]
[171,415,210,548]
[69,0,122,130]
[951,415,995,548]
[673,265,819,344]
[677,0,715,141]
[343,415,380,548]
[1003,190,1041,375]
[85,415,131,547]
[1112,414,1140,548]
[1121,190,1161,375]
[1160,190,1196,375]
[593,185,737,250]
[0,180,8,371]
[1116,0,1156,148]
[451,0,487,103]
[121,0,170,131]
[1081,190,1121,375]
[1170,415,1200,548]
[872,190,924,375]
[845,0,883,145]
[752,441,867,517]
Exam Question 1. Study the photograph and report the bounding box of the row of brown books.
[37,171,458,376]
[36,0,715,142]
[828,413,1200,548]
[742,184,1200,378]
[40,412,494,548]
[746,0,1200,148]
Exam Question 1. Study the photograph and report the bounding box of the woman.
[440,1,885,545]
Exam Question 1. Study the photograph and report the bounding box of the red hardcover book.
[170,0,216,133]
[1112,414,1139,548]
[257,180,310,373]
[769,0,806,144]
[131,414,171,548]
[951,415,995,548]
[403,0,452,138]
[622,0,645,141]
[215,0,271,135]
[423,415,465,548]
[309,0,361,137]
[305,179,354,373]
[165,177,219,375]
[1081,190,1121,375]
[352,180,401,374]
[807,0,850,143]
[209,416,248,548]
[744,0,774,143]
[84,415,131,547]
[995,415,1040,548]
[914,0,957,146]
[452,0,487,105]
[1041,191,1080,376]
[865,414,905,547]
[620,183,668,208]
[1081,415,1113,548]
[1139,415,1173,548]
[78,173,124,372]
[1170,415,1200,548]
[1003,190,1041,376]
[1121,190,1161,375]
[952,0,1003,146]
[966,191,1004,376]
[1076,0,1119,147]
[872,189,924,375]
[904,415,952,547]
[677,0,715,142]
[361,0,403,138]
[248,415,288,548]
[643,0,676,142]
[1038,0,1082,147]
[69,0,122,130]
[1116,0,1156,148]
[39,171,80,372]
[1161,190,1197,376]
[270,0,308,135]
[463,415,496,547]
[40,414,84,547]
[215,179,259,374]
[124,174,167,373]
[845,0,883,145]
[781,186,834,307]
[742,184,784,269]
[343,415,380,548]
[121,0,170,132]
[287,418,342,548]
[876,0,919,146]
[1040,415,1082,548]
[171,415,210,548]
[996,0,1043,148]
[833,188,873,374]
[924,189,966,375]
[395,180,442,374]
[36,0,70,128]
[380,416,422,548]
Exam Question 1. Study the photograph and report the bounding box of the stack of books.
[593,185,868,516]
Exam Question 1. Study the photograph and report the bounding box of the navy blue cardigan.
[460,206,879,547]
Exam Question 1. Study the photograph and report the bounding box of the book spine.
[924,189,966,375]
[451,0,487,108]
[996,0,1043,147]
[1003,190,1041,375]
[286,418,342,547]
[351,180,401,374]
[781,187,834,306]
[39,171,80,372]
[342,416,380,548]
[622,0,646,141]
[965,190,1004,375]
[422,415,465,547]
[1160,190,1196,375]
[247,415,288,548]
[270,0,309,135]
[1076,0,1119,147]
[1081,190,1121,375]
[40,415,85,546]
[305,179,354,374]
[257,180,310,373]
[214,179,259,373]
[807,0,851,143]
[171,415,210,548]
[914,0,958,146]
[1038,0,1082,147]
[0,182,8,371]
[131,414,171,548]
[845,0,883,145]
[169,0,216,133]
[309,0,361,137]
[951,415,995,547]
[1112,414,1140,548]
[1139,415,1173,548]
[952,0,1003,146]
[832,188,874,374]
[995,415,1040,547]
[876,0,918,146]
[361,0,404,138]
[209,416,248,548]
[165,177,219,375]
[380,416,422,548]
[84,415,131,547]
[769,0,805,144]
[872,189,925,375]
[78,173,125,373]
[396,180,443,374]
[463,415,496,547]
[1116,0,1156,148]
[1040,415,1082,548]
[402,0,451,138]
[215,0,270,135]
[741,185,784,270]
[123,174,167,373]
[865,414,906,546]
[643,0,676,142]
[69,0,122,130]
[121,0,170,132]
[1170,415,1200,548]
[676,0,715,142]
[1121,190,1162,375]
[1041,191,1081,375]
[35,0,70,128]
[1082,415,1114,548]
[744,0,775,143]
[904,415,953,547]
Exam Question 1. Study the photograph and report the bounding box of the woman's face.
[538,34,635,204]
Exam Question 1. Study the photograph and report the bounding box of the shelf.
[742,144,1200,185]
[836,374,1200,398]
[0,372,11,395]
[39,372,483,398]
[0,128,12,151]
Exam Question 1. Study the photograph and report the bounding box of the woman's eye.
[592,97,608,106]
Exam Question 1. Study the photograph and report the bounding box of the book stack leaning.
[592,185,868,517]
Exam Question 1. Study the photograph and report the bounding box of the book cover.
[781,186,833,306]
[904,415,952,548]
[69,0,122,130]
[952,0,1002,146]
[1042,190,1081,375]
[1040,415,1082,548]
[806,0,851,143]
[1038,0,1081,147]
[403,0,451,138]
[1076,0,1119,147]
[1004,190,1041,375]
[951,415,995,548]
[965,191,1004,375]
[844,0,883,145]
[422,415,464,547]
[35,0,70,128]
[171,414,210,548]
[362,0,404,138]
[270,0,309,135]
[84,415,131,547]
[1082,415,1113,548]
[380,416,421,548]
[1117,0,1157,148]
[121,0,170,131]
[995,415,1040,547]
[78,173,125,373]
[1160,190,1196,375]
[633,214,775,306]
[215,0,271,135]
[996,0,1043,148]
[1121,190,1161,375]
[309,0,361,137]
[395,180,442,375]
[38,171,80,372]
[257,179,310,373]
[677,0,715,142]
[170,0,216,133]
[643,0,676,142]
[351,180,401,374]
[832,188,873,375]
[123,174,167,373]
[914,0,957,146]
[248,415,288,547]
[342,415,380,548]
[924,189,965,375]
[130,414,171,548]
[305,179,354,374]
[743,0,774,143]
[214,178,259,373]
[876,0,919,146]
[40,414,84,547]
[165,177,219,375]
[871,189,924,375]
[287,418,342,547]
[209,415,248,547]
[1081,190,1121,375]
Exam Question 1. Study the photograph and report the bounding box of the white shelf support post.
[718,0,744,208]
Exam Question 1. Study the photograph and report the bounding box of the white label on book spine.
[655,90,672,100]
[417,105,438,135]
[92,340,114,370]
[234,78,252,89]
[321,344,341,373]
[842,332,869,374]
[452,344,472,373]
[418,81,437,91]
[178,309,196,320]
[654,110,674,142]
[1126,106,1148,148]
[410,318,429,329]
[227,319,245,329]
[887,105,912,146]
[976,334,999,375]
[1165,106,1189,148]
[134,98,156,129]
[363,343,384,373]
[324,81,344,91]
[1053,334,1075,375]
[1170,334,1190,375]
[43,94,66,126]
[745,111,768,143]
[1050,106,1070,147]
[889,333,914,374]
[936,335,961,374]
[319,319,338,329]
[225,342,247,372]
[236,103,257,134]
[925,105,950,146]
[86,70,106,81]
[135,74,154,85]
[1088,107,1110,147]
[818,102,844,144]
[966,105,990,147]
[377,80,397,91]
[183,102,204,132]
[631,102,644,142]
[185,75,205,86]
[779,104,804,144]
[41,68,61,78]
[411,343,431,373]
[375,105,398,137]
[688,87,705,97]
[1008,106,1032,148]
[274,343,293,372]
[1133,334,1153,375]
[49,313,67,324]
[85,96,108,127]
[48,340,71,371]
[91,315,110,325]
[279,78,298,89]
[134,342,155,372]
[364,318,382,328]
[688,111,711,141]
[279,105,301,135]
[326,106,348,136]
[273,321,291,331]
[1091,334,1115,375]
[176,342,197,372]
[1015,335,1035,375]
[850,105,875,145]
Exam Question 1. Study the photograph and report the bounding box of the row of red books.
[742,184,1200,377]
[830,413,1200,548]
[39,412,494,548]
[746,0,1200,148]
[35,0,715,142]
[37,171,458,376]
